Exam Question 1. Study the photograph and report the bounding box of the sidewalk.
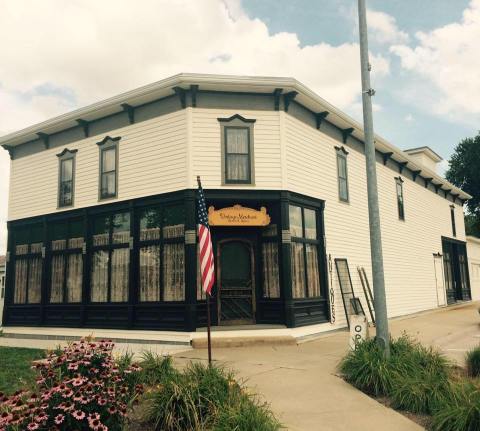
[174,302,480,431]
[1,302,478,430]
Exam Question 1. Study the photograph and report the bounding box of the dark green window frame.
[138,204,185,302]
[57,148,77,208]
[335,146,349,202]
[289,204,322,299]
[450,205,456,237]
[395,177,405,220]
[97,136,120,200]
[218,114,256,185]
[11,223,44,304]
[48,218,84,304]
[90,211,131,303]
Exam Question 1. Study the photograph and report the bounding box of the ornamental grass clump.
[137,351,178,386]
[431,379,480,431]
[338,334,450,400]
[0,338,143,431]
[338,337,396,396]
[465,345,480,377]
[142,362,281,431]
[389,369,450,414]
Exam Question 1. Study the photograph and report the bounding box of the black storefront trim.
[4,189,328,331]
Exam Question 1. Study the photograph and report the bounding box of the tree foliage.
[446,132,480,236]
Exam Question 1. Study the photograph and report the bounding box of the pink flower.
[35,412,48,423]
[88,418,102,430]
[0,412,12,423]
[98,398,107,406]
[72,410,86,420]
[68,363,79,371]
[79,395,90,405]
[62,389,74,398]
[27,423,39,430]
[54,414,65,425]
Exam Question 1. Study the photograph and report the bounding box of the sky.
[0,0,479,253]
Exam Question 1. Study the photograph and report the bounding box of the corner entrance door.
[217,239,255,325]
[442,239,471,303]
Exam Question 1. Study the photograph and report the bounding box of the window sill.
[98,195,118,202]
[222,182,256,187]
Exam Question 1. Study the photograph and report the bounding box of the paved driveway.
[175,302,480,431]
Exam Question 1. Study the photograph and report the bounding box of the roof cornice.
[0,73,471,200]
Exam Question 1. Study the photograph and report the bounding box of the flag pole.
[197,175,213,365]
[206,291,212,365]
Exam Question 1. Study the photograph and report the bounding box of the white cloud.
[367,9,409,44]
[404,114,414,122]
[0,0,392,253]
[391,0,480,125]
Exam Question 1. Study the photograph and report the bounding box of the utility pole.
[357,0,390,356]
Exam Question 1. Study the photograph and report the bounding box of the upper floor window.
[450,205,456,237]
[335,146,349,202]
[395,177,405,220]
[218,114,255,184]
[97,136,120,200]
[57,149,77,207]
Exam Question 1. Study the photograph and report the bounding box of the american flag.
[197,178,215,296]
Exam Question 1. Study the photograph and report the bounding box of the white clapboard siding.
[467,236,480,301]
[190,109,281,189]
[284,114,465,327]
[8,110,187,220]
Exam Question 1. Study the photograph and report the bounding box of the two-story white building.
[0,74,472,331]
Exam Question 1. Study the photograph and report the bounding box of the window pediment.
[56,148,78,158]
[96,135,121,147]
[217,114,256,124]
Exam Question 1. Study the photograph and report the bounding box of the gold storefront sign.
[208,205,271,227]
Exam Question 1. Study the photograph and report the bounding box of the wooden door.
[217,239,255,325]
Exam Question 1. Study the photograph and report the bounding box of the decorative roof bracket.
[273,88,283,111]
[121,103,135,124]
[315,111,329,130]
[341,128,354,144]
[283,91,298,112]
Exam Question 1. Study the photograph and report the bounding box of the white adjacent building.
[0,74,472,331]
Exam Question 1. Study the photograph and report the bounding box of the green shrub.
[389,369,450,414]
[338,335,418,396]
[466,346,480,377]
[144,363,232,430]
[214,392,281,431]
[339,334,449,398]
[431,380,480,431]
[143,362,281,431]
[138,351,178,386]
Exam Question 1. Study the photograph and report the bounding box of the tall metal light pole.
[357,0,390,356]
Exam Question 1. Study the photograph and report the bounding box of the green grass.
[0,346,45,394]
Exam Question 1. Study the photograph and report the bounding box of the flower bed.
[0,341,281,431]
[0,338,143,430]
